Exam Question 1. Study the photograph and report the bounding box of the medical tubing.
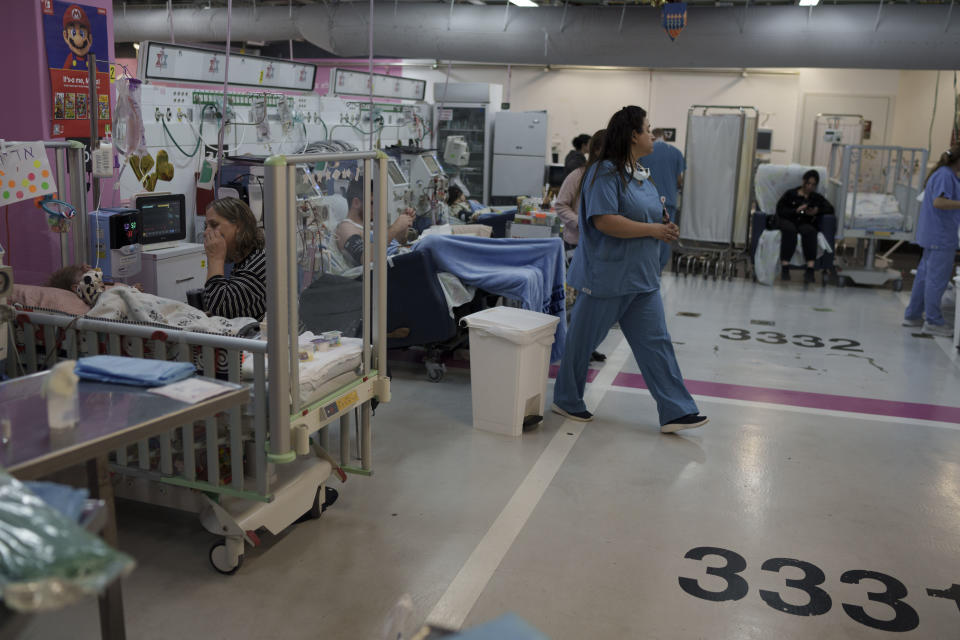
[161,118,202,158]
[216,0,233,188]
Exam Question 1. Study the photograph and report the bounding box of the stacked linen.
[844,192,904,230]
[241,334,363,406]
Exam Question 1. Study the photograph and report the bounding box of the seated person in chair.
[336,179,415,267]
[775,169,834,283]
[203,197,267,320]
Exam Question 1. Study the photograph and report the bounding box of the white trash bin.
[461,307,560,437]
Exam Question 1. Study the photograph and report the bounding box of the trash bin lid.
[461,306,559,346]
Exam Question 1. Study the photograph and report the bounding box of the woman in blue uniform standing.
[552,106,708,433]
[903,145,960,336]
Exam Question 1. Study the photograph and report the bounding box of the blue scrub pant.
[553,290,698,426]
[905,247,955,326]
[659,204,677,273]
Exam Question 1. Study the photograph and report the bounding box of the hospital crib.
[826,144,928,289]
[4,149,392,574]
[674,105,759,281]
[7,310,371,573]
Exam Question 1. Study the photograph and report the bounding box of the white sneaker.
[922,322,954,337]
[902,317,924,328]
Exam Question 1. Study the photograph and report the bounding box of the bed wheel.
[209,541,243,575]
[425,361,446,383]
[892,279,903,292]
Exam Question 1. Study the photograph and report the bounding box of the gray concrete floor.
[20,272,960,640]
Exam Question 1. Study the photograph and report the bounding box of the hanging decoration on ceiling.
[662,1,688,41]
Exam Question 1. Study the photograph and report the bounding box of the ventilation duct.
[113,4,960,70]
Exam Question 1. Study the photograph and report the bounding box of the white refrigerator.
[491,110,548,204]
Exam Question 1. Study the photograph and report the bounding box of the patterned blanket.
[88,287,259,336]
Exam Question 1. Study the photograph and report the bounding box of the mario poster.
[41,0,111,138]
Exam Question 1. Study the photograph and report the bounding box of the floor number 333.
[679,546,960,633]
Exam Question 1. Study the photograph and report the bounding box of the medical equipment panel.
[89,208,142,278]
[136,193,187,247]
[405,152,448,224]
[386,159,413,222]
[812,114,863,169]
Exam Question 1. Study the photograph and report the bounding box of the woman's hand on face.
[204,226,227,262]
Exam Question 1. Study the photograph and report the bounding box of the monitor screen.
[546,165,566,187]
[136,194,187,244]
[388,160,406,185]
[757,129,773,153]
[422,155,441,175]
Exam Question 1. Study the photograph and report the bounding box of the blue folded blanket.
[75,355,195,387]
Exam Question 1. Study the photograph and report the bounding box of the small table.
[0,372,249,640]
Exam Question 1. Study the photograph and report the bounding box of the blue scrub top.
[568,161,663,298]
[641,141,685,209]
[916,166,960,250]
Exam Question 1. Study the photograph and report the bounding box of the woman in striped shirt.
[203,197,267,321]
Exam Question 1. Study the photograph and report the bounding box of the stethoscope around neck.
[632,162,651,183]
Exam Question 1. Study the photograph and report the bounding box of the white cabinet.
[493,111,548,157]
[139,243,207,302]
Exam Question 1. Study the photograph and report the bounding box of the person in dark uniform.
[563,134,592,178]
[775,169,834,283]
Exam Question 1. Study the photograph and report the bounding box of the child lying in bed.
[46,265,142,307]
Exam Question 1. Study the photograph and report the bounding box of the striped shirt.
[203,248,267,321]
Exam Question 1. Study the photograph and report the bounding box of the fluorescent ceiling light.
[465,0,487,4]
[798,0,820,5]
[509,0,538,7]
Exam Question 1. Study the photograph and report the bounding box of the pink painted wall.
[0,0,114,285]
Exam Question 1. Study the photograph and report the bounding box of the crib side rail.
[9,311,273,502]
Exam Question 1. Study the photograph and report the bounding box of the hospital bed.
[749,163,838,285]
[6,150,392,574]
[826,144,927,289]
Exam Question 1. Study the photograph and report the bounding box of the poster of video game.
[42,0,111,138]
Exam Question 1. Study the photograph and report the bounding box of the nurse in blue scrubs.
[552,106,708,434]
[903,146,960,336]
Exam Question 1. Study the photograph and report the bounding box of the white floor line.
[896,291,960,368]
[425,337,633,631]
[613,386,960,432]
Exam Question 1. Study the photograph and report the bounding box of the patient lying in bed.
[39,264,258,336]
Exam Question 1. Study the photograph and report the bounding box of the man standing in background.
[642,128,685,272]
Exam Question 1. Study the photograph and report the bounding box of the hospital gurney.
[826,144,928,289]
[4,150,392,575]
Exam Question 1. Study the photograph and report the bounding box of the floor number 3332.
[679,546,960,633]
[719,328,863,352]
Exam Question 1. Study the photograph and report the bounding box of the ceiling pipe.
[113,4,960,70]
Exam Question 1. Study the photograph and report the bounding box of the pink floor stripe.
[612,372,960,424]
[389,353,601,382]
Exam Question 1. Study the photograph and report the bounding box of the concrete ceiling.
[114,2,960,69]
